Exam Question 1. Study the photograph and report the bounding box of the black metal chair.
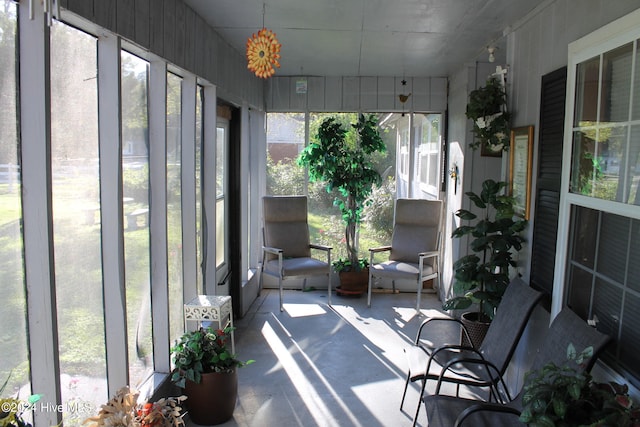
[401,277,543,425]
[423,308,611,427]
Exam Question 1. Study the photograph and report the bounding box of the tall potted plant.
[171,327,253,425]
[297,114,386,293]
[443,179,527,346]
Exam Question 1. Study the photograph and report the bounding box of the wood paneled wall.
[60,0,265,109]
[267,76,448,112]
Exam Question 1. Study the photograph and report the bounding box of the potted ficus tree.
[171,327,253,425]
[297,114,386,294]
[443,179,527,347]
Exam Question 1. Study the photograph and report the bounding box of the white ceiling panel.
[184,0,545,77]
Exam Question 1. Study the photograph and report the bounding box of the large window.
[0,0,29,396]
[266,112,396,262]
[121,51,153,387]
[561,10,640,389]
[195,86,204,292]
[216,122,227,271]
[50,21,107,416]
[166,72,183,345]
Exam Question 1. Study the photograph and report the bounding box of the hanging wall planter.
[466,76,511,153]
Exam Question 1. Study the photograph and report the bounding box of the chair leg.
[279,275,284,312]
[416,277,421,312]
[367,269,373,307]
[400,372,411,410]
[327,272,332,306]
[413,378,427,427]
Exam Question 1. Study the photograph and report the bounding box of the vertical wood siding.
[65,0,264,109]
[267,76,447,112]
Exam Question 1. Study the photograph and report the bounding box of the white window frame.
[416,113,442,196]
[553,8,640,317]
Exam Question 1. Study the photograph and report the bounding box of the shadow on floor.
[185,288,473,427]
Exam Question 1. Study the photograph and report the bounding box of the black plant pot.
[460,311,491,348]
[185,369,238,425]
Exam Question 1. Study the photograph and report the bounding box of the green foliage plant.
[520,344,640,427]
[297,114,386,271]
[171,327,254,388]
[442,179,527,321]
[466,76,511,151]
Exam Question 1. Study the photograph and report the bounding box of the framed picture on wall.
[509,126,534,219]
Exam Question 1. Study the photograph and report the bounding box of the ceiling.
[184,0,544,78]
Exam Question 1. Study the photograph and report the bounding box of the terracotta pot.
[338,268,369,295]
[460,311,491,348]
[184,369,238,425]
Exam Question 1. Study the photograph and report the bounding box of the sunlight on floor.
[282,303,327,318]
[261,317,366,427]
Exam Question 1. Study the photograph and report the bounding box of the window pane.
[633,41,640,121]
[601,43,633,123]
[567,206,640,388]
[628,125,640,204]
[166,72,183,345]
[569,204,598,269]
[50,21,107,416]
[121,51,152,387]
[266,113,306,195]
[573,56,600,126]
[566,265,593,320]
[592,278,622,349]
[195,87,203,292]
[598,213,629,284]
[216,198,225,268]
[628,220,640,292]
[620,293,640,379]
[216,126,225,269]
[0,0,30,396]
[216,126,225,198]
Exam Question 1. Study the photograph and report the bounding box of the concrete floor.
[184,287,478,427]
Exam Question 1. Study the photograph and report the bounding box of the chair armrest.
[418,250,439,258]
[262,246,283,255]
[310,244,332,252]
[454,402,521,427]
[369,245,392,253]
[435,356,510,401]
[415,316,472,346]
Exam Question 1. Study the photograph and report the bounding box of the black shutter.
[530,67,567,294]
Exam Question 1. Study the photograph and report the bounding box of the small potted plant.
[520,344,640,426]
[297,114,386,294]
[443,179,527,346]
[83,386,186,427]
[170,326,253,426]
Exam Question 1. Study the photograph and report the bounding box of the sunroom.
[2,0,640,425]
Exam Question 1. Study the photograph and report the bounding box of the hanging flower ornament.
[246,28,281,78]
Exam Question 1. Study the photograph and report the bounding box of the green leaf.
[566,343,576,361]
[455,209,477,221]
[551,398,566,418]
[466,192,486,209]
[568,382,581,400]
[442,297,472,311]
[535,415,557,427]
